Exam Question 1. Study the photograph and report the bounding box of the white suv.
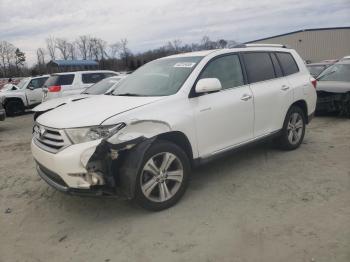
[42,70,118,101]
[31,45,317,210]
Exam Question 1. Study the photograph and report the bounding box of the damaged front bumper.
[32,135,155,199]
[316,91,350,116]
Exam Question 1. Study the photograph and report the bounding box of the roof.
[52,70,118,75]
[164,50,218,58]
[246,26,350,43]
[49,60,99,66]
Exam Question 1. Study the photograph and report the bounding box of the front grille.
[33,124,71,153]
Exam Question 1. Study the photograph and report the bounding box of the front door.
[25,77,48,106]
[191,54,254,157]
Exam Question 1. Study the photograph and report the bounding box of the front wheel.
[276,106,306,150]
[134,140,190,211]
[5,100,25,116]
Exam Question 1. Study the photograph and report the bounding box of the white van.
[42,70,119,101]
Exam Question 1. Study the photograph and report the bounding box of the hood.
[32,94,91,112]
[0,84,17,92]
[317,81,350,93]
[37,95,164,128]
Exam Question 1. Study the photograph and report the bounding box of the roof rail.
[234,43,290,48]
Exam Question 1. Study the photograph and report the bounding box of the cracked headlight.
[65,123,125,144]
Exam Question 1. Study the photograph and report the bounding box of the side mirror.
[28,86,34,90]
[195,78,222,94]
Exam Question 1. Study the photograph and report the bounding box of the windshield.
[83,77,123,95]
[16,78,30,89]
[112,56,203,96]
[307,65,327,77]
[318,64,350,82]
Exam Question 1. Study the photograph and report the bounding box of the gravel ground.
[0,114,349,262]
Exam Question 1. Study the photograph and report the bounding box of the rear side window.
[243,52,275,83]
[276,52,299,75]
[46,75,74,86]
[270,53,283,77]
[82,73,106,84]
[199,54,244,89]
[29,77,48,89]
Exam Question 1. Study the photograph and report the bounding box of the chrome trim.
[207,130,281,158]
[33,123,71,154]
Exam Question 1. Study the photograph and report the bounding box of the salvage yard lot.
[0,114,349,262]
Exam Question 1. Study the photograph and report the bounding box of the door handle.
[281,85,290,91]
[241,94,252,101]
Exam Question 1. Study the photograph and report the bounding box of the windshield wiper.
[113,93,141,96]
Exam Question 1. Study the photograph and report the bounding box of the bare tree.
[119,38,130,67]
[67,42,76,60]
[76,35,90,60]
[46,36,56,60]
[36,48,45,65]
[109,42,121,58]
[55,38,70,60]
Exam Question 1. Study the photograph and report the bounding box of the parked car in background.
[33,75,126,120]
[0,75,49,116]
[42,70,119,102]
[307,61,336,78]
[316,60,350,116]
[32,45,316,211]
[340,55,350,61]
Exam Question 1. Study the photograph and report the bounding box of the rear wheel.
[5,100,25,116]
[276,106,306,150]
[134,140,190,211]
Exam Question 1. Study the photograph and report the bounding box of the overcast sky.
[0,0,349,65]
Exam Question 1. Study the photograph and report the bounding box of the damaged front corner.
[83,119,171,197]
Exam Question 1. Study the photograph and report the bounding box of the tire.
[276,106,306,150]
[133,140,190,211]
[5,100,25,116]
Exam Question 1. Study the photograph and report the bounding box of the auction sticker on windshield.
[174,62,196,68]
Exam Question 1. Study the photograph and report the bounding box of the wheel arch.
[156,131,194,163]
[3,97,25,107]
[290,100,309,123]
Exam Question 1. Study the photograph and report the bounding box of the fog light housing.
[85,172,104,186]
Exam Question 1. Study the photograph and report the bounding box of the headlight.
[65,123,125,144]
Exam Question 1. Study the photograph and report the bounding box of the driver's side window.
[199,54,244,90]
[28,79,40,89]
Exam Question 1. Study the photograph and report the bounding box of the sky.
[0,0,349,65]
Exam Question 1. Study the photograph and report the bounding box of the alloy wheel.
[287,112,304,145]
[140,152,184,203]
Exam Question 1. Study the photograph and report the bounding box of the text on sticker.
[174,62,196,68]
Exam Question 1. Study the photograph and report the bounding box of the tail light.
[48,85,61,92]
[311,78,317,89]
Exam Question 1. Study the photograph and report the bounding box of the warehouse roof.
[246,26,350,43]
[49,60,99,66]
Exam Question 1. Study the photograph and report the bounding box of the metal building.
[246,27,350,63]
[47,60,99,73]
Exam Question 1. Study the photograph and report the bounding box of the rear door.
[242,52,292,137]
[192,54,254,157]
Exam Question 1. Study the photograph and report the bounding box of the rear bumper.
[0,109,5,121]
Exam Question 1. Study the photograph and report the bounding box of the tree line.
[0,36,238,77]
